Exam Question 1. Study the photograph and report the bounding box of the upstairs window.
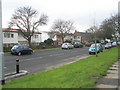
[33,34,39,38]
[4,32,14,38]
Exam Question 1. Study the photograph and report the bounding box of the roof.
[2,28,17,32]
[2,28,42,34]
[73,30,92,38]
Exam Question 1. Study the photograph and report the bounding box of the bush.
[44,38,54,45]
[64,40,72,43]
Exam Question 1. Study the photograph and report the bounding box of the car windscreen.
[63,43,68,45]
[106,43,111,45]
[90,44,99,48]
[12,45,25,49]
[12,45,19,49]
[75,42,79,44]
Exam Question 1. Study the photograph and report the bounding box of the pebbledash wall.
[2,28,42,48]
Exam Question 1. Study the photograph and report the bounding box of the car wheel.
[97,51,99,53]
[11,52,14,55]
[18,52,21,56]
[30,51,33,54]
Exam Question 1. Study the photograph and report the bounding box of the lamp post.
[0,0,5,85]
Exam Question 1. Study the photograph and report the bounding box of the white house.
[3,29,18,47]
[3,28,42,47]
[18,31,42,46]
[41,31,50,42]
[41,31,57,42]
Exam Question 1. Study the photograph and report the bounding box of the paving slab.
[109,67,118,70]
[108,70,118,74]
[104,74,118,79]
[112,65,118,68]
[96,84,118,88]
[95,61,119,89]
[96,78,118,86]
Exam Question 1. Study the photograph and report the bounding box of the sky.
[2,0,119,32]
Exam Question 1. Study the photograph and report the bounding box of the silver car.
[105,43,112,49]
[61,43,74,49]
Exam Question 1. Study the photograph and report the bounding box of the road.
[4,47,89,75]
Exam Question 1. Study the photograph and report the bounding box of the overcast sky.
[2,0,119,32]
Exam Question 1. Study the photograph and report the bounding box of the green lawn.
[3,47,118,88]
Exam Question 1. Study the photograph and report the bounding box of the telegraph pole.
[93,14,98,57]
[0,0,5,85]
[118,2,120,90]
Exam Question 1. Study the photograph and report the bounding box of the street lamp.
[0,0,5,85]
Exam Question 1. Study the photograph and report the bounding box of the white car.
[61,43,74,49]
[105,43,112,49]
[112,42,117,47]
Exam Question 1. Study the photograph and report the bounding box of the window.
[11,34,14,38]
[34,34,39,38]
[77,36,80,39]
[4,32,14,38]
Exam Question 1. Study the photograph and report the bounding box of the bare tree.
[51,19,75,43]
[9,6,48,47]
[85,26,98,40]
[99,14,118,39]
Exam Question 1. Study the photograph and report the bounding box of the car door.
[24,47,30,54]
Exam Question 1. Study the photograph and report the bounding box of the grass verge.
[33,47,60,52]
[3,47,118,88]
[4,47,60,54]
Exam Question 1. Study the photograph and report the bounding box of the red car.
[85,42,91,47]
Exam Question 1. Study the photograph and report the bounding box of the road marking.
[49,53,63,56]
[21,57,43,62]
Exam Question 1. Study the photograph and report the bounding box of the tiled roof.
[73,30,92,38]
[2,28,41,34]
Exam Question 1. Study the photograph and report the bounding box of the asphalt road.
[4,47,89,75]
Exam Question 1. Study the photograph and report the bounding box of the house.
[3,28,42,47]
[73,30,93,43]
[18,30,42,46]
[49,33,74,45]
[3,28,18,47]
[73,30,82,42]
[41,31,51,42]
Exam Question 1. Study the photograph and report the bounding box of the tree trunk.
[61,37,64,43]
[28,38,32,48]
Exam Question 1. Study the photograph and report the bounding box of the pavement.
[95,59,120,90]
[0,70,28,85]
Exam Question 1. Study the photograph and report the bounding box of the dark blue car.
[11,45,33,56]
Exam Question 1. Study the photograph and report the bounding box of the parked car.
[74,42,83,48]
[100,40,106,44]
[112,42,117,47]
[61,43,74,49]
[85,42,92,47]
[89,43,103,55]
[118,42,120,46]
[11,45,33,56]
[105,43,112,49]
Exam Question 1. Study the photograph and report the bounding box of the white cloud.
[2,0,119,32]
